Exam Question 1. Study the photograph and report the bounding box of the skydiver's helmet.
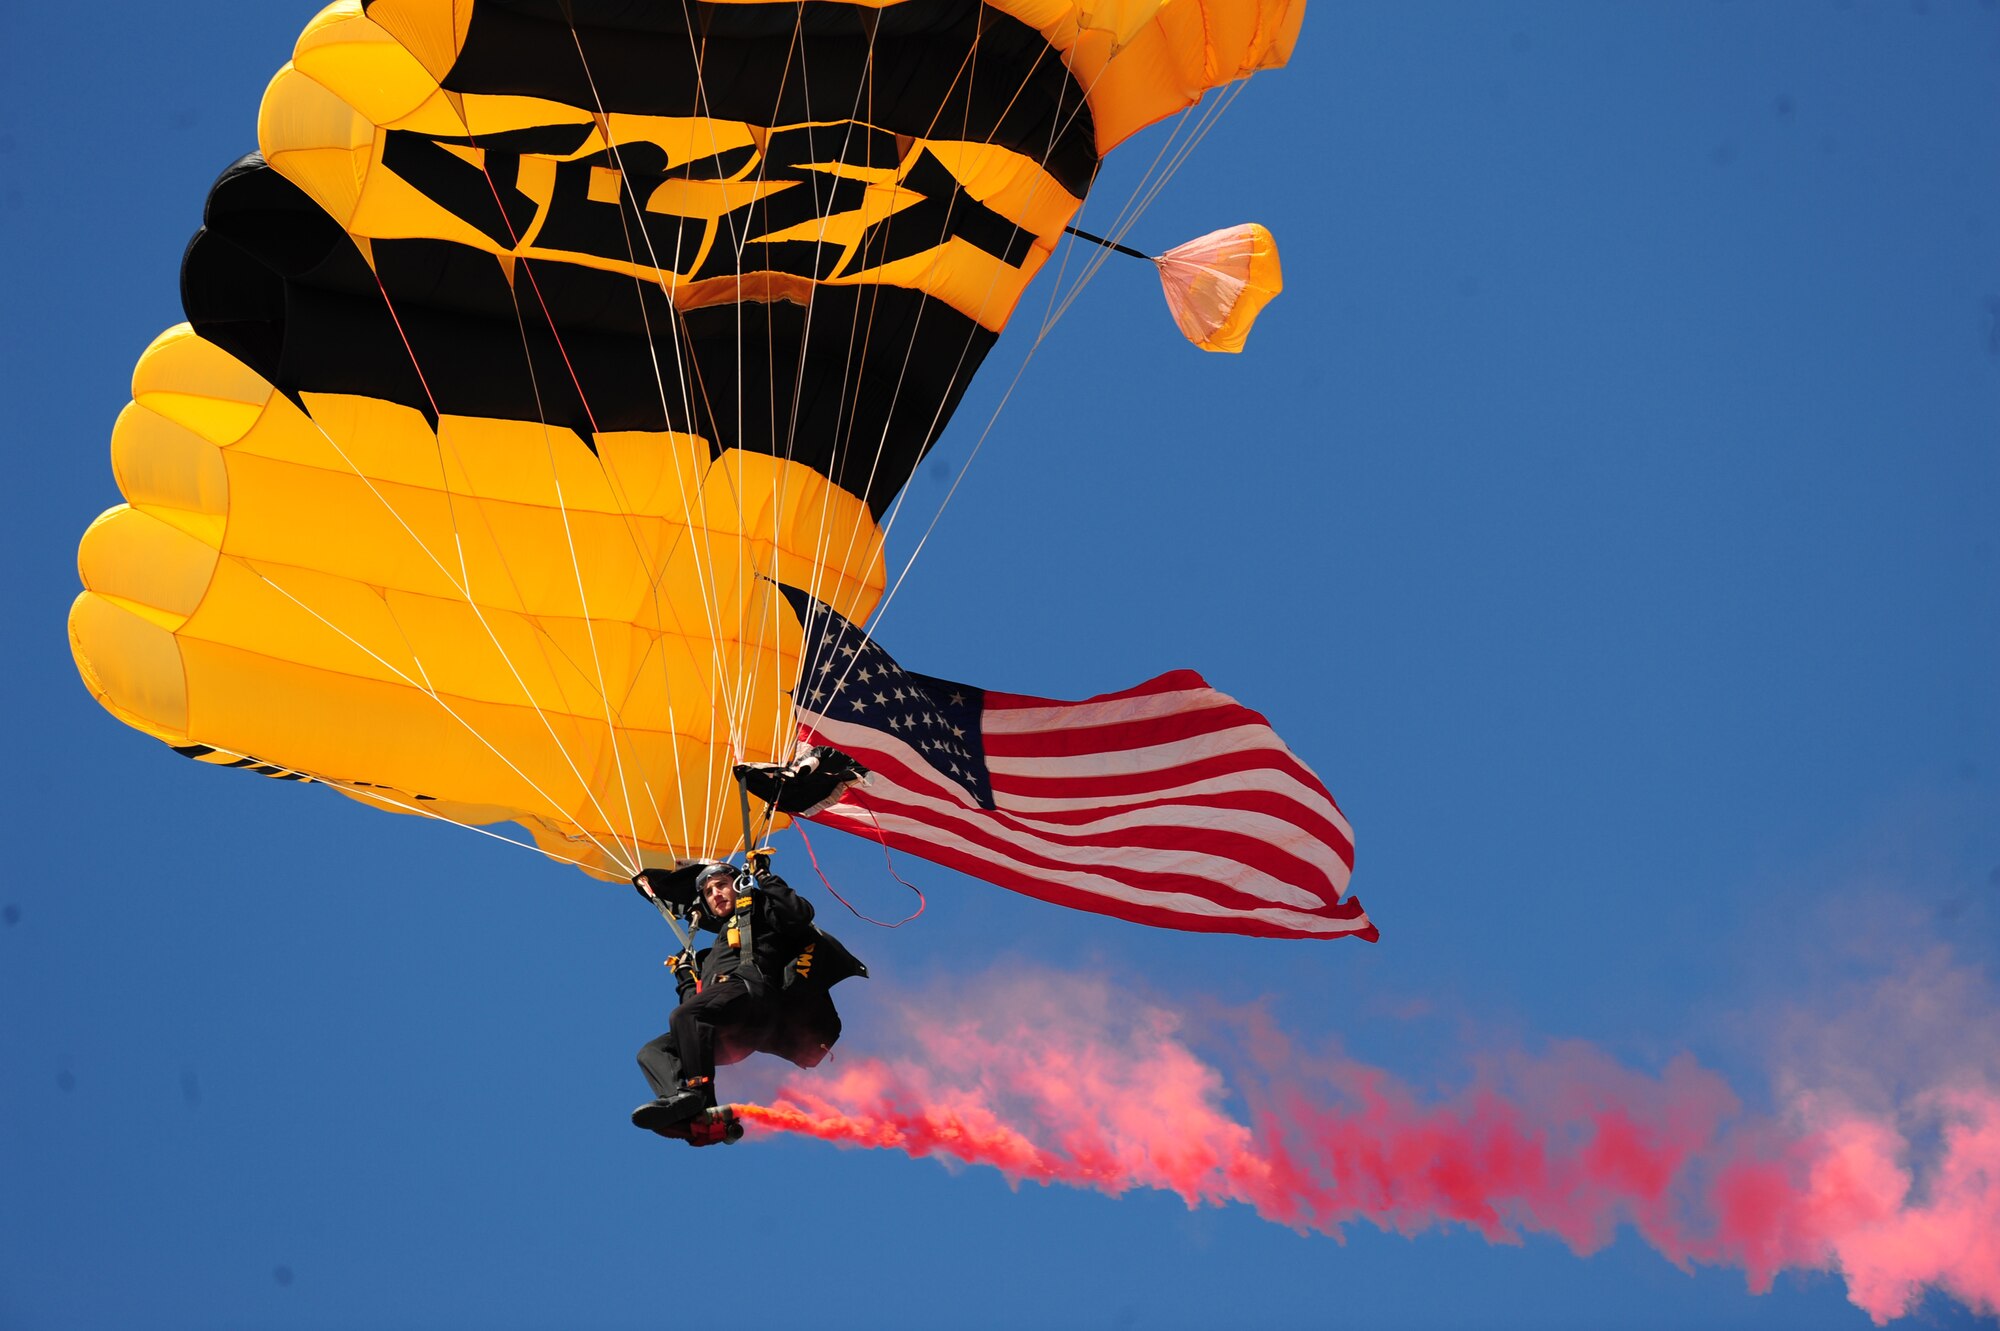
[693,861,739,924]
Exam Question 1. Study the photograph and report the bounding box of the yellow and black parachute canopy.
[72,0,1303,879]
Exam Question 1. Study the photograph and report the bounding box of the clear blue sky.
[4,3,1996,1328]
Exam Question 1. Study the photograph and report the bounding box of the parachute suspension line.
[668,5,767,850]
[758,13,884,771]
[798,23,1024,715]
[1025,63,1190,345]
[355,266,645,869]
[867,87,1245,644]
[496,275,648,874]
[227,556,639,875]
[823,42,1118,663]
[838,38,1131,655]
[450,108,696,871]
[597,213,739,855]
[570,12,754,857]
[793,815,926,928]
[487,34,765,862]
[335,782,605,873]
[588,175,705,863]
[284,400,631,862]
[801,30,891,628]
[790,28,964,600]
[796,34,1111,714]
[719,2,812,796]
[1046,81,1245,332]
[185,738,610,873]
[827,32,994,527]
[800,33,1048,643]
[798,30,987,634]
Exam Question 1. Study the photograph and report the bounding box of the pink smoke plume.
[737,966,2000,1324]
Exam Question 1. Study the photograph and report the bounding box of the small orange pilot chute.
[1064,222,1284,353]
[1154,224,1284,353]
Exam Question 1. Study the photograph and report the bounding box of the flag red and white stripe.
[797,668,1374,941]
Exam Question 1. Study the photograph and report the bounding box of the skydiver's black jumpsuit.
[636,870,817,1098]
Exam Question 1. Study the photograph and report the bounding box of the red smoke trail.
[736,969,2000,1324]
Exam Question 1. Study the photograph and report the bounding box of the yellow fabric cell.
[841,236,1045,332]
[260,65,374,227]
[220,452,469,605]
[290,4,438,127]
[448,500,662,621]
[261,63,374,157]
[183,556,420,690]
[110,402,229,546]
[69,589,191,738]
[379,587,591,715]
[430,414,628,514]
[77,505,219,628]
[922,142,1079,239]
[589,430,718,520]
[343,143,517,250]
[990,0,1304,154]
[612,631,736,746]
[278,392,454,492]
[178,634,600,820]
[357,0,474,86]
[130,326,273,445]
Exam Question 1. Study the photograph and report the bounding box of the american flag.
[780,587,1375,941]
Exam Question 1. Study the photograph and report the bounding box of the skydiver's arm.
[755,872,815,930]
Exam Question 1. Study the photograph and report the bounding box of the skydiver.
[629,853,828,1137]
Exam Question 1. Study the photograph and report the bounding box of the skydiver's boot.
[631,1076,714,1135]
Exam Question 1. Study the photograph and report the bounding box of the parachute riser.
[644,892,697,953]
[736,772,757,866]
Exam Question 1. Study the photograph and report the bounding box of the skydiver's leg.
[635,1031,686,1098]
[666,979,776,1083]
[634,988,726,1130]
[634,981,779,1132]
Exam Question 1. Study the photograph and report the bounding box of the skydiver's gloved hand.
[734,746,868,817]
[747,846,774,878]
[632,870,660,901]
[666,949,699,999]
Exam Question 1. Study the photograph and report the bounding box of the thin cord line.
[464,62,750,862]
[500,276,648,872]
[570,12,755,853]
[230,553,638,874]
[351,269,645,857]
[282,397,636,868]
[188,738,610,873]
[866,87,1248,645]
[340,784,606,872]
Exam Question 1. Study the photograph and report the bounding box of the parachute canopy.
[71,0,1305,881]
